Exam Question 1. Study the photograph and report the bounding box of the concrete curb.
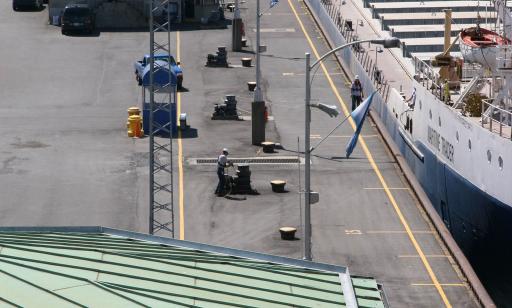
[302,1,495,307]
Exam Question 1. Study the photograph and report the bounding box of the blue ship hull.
[375,101,512,303]
[414,142,512,260]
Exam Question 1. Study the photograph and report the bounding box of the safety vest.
[351,82,362,96]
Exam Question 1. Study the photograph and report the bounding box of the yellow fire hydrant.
[127,107,143,137]
[127,107,140,117]
[128,115,143,137]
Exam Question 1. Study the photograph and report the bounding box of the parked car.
[134,54,183,89]
[60,3,95,35]
[12,0,45,11]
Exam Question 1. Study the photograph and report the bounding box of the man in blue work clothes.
[215,148,232,196]
[351,75,364,111]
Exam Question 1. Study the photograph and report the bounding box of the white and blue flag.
[345,91,376,158]
[270,0,279,8]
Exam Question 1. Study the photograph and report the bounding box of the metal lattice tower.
[149,0,176,237]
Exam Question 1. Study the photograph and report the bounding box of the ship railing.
[481,98,512,140]
[317,0,393,100]
[461,63,484,81]
[412,56,447,100]
[497,45,512,70]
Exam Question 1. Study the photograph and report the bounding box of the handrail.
[481,99,512,139]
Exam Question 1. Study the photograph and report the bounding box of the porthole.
[468,139,472,151]
[456,131,459,142]
[499,156,504,170]
[487,150,492,163]
[438,116,442,127]
[429,110,432,120]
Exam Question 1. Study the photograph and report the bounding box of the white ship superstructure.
[383,0,512,257]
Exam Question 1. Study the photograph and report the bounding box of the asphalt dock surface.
[0,1,479,307]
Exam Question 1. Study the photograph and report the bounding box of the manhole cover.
[189,156,303,165]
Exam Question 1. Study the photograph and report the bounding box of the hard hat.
[222,148,229,154]
[355,75,359,80]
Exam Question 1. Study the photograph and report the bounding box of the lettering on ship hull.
[427,126,454,163]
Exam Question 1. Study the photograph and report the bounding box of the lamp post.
[252,0,265,145]
[255,0,262,103]
[232,0,242,51]
[303,37,400,261]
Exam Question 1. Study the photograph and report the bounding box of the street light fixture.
[311,103,340,118]
[303,37,400,261]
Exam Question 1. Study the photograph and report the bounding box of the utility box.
[142,102,177,136]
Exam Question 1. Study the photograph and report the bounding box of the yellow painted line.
[364,187,410,190]
[412,283,465,287]
[283,72,344,77]
[287,2,451,306]
[399,255,450,258]
[310,134,379,139]
[177,31,185,240]
[366,230,434,234]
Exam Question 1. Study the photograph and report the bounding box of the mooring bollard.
[270,180,286,193]
[247,81,257,91]
[261,141,275,153]
[241,58,252,67]
[279,227,296,240]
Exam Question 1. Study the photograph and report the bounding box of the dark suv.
[12,0,45,11]
[61,4,95,35]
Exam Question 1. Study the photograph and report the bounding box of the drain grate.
[189,156,303,165]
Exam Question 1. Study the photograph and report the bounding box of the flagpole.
[310,113,351,152]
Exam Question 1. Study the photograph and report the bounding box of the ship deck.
[472,116,512,140]
[371,1,498,10]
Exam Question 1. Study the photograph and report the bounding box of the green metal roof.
[0,227,385,307]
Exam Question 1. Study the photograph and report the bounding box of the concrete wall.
[48,0,148,26]
[48,0,219,26]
